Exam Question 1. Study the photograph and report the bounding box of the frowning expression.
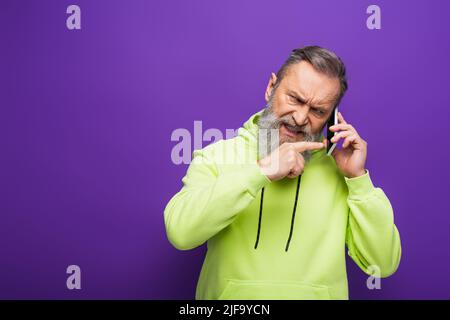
[265,61,340,144]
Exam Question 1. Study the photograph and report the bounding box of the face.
[264,61,340,145]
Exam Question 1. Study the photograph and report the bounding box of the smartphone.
[326,106,338,156]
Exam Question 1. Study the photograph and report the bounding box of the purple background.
[1,0,449,299]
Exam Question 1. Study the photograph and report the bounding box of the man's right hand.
[257,141,325,181]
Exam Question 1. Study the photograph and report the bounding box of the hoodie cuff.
[344,169,375,199]
[244,161,272,197]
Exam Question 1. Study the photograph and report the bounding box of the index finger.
[338,111,347,124]
[291,141,325,152]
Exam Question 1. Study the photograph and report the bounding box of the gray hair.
[274,45,348,107]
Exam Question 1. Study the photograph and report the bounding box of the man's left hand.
[328,112,367,178]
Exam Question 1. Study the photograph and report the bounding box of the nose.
[292,109,309,127]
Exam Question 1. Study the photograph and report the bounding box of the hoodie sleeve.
[344,169,402,278]
[164,146,271,250]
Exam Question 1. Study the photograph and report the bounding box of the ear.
[264,72,278,103]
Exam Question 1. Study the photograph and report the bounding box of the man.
[164,46,401,300]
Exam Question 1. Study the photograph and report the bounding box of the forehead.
[282,61,340,105]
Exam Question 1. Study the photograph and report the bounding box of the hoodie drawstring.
[285,175,301,252]
[254,186,265,249]
[254,175,301,252]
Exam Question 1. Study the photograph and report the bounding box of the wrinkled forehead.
[282,62,340,106]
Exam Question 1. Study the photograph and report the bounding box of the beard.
[257,97,322,161]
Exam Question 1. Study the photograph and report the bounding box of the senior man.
[164,46,401,300]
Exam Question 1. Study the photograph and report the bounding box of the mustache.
[278,119,310,134]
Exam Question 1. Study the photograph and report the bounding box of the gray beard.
[257,106,322,161]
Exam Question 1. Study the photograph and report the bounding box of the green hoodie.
[164,109,401,300]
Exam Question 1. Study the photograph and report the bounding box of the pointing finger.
[291,141,325,152]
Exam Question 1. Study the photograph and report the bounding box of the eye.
[288,95,306,105]
[313,108,325,116]
[288,95,299,104]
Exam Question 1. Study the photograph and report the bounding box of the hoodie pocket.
[218,279,331,300]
